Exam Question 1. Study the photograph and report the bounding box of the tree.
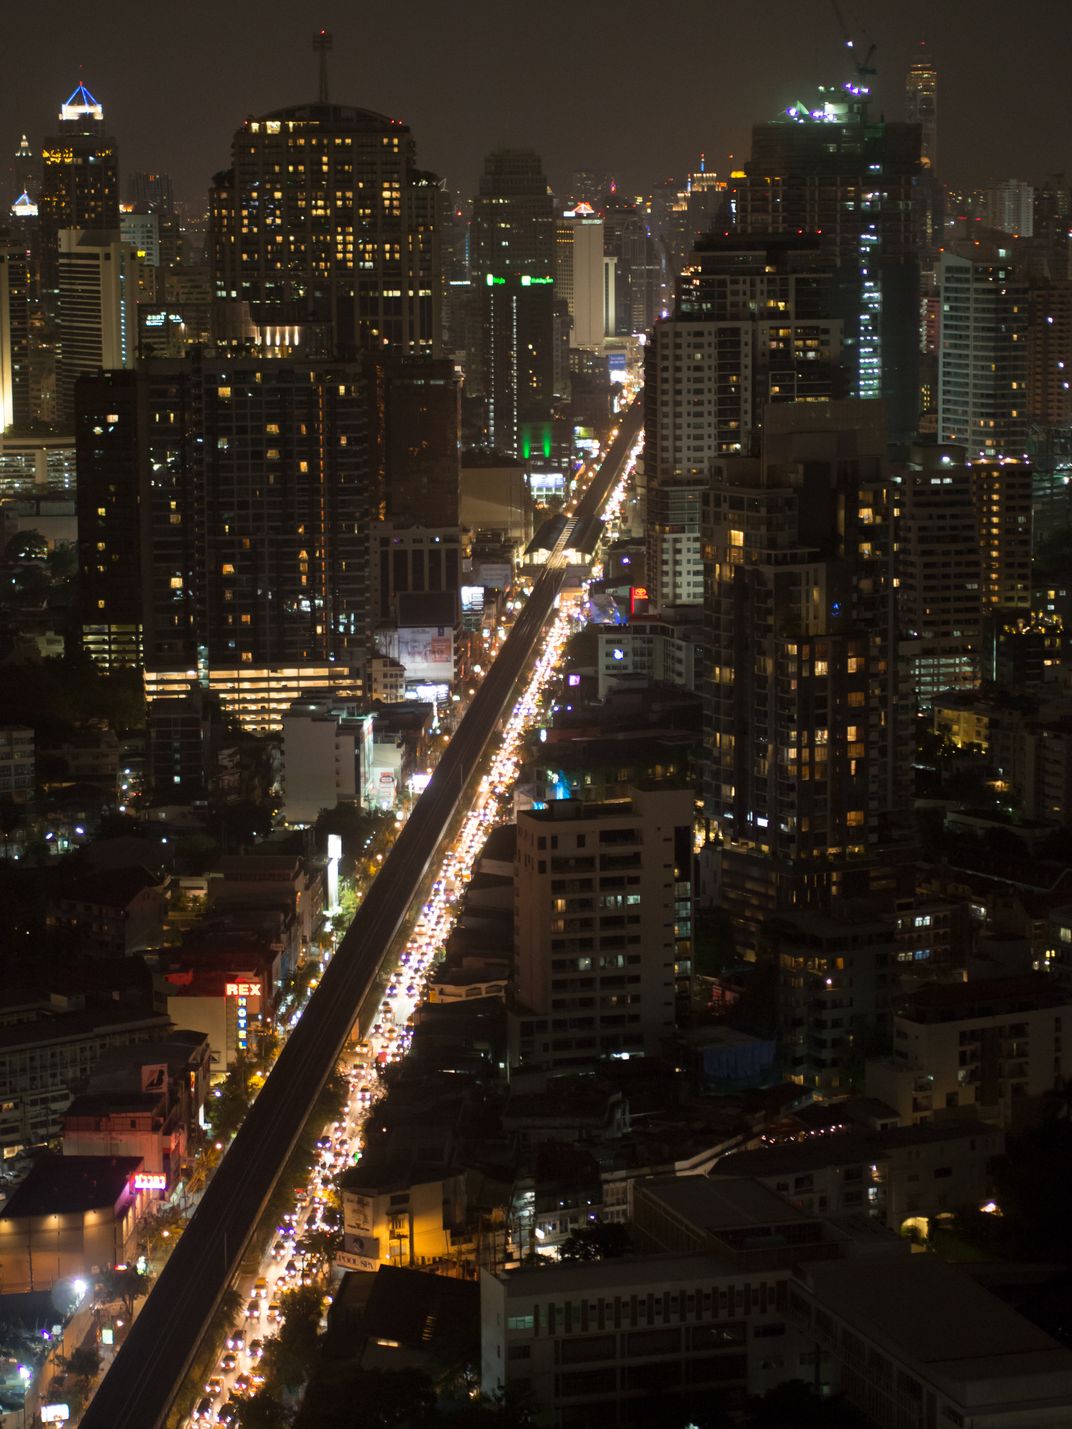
[5,529,48,563]
[62,1344,101,1380]
[262,1285,322,1392]
[237,1390,290,1428]
[95,1266,148,1317]
[559,1220,631,1261]
[296,1366,437,1428]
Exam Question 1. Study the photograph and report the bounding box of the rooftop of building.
[492,1249,759,1296]
[717,1118,998,1179]
[64,1090,162,1119]
[638,1173,813,1235]
[2,1154,142,1219]
[252,103,407,132]
[360,1265,478,1351]
[897,973,1068,1020]
[48,864,163,910]
[799,1255,1072,1396]
[0,1001,171,1055]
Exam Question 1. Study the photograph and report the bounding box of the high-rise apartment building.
[703,402,908,952]
[643,235,847,608]
[894,445,984,704]
[1028,279,1072,447]
[512,786,693,1068]
[969,457,1032,612]
[57,229,139,426]
[210,102,441,352]
[39,84,119,294]
[938,248,1029,458]
[75,353,372,681]
[905,47,938,170]
[602,196,662,336]
[75,370,145,669]
[469,150,556,281]
[730,87,921,441]
[979,179,1035,239]
[555,206,605,348]
[0,248,31,434]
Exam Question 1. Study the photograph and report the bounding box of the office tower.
[39,84,119,294]
[703,401,908,953]
[643,235,847,608]
[469,150,556,281]
[937,248,1029,458]
[56,230,138,426]
[894,445,984,704]
[120,209,160,269]
[555,205,605,347]
[127,172,174,217]
[511,786,693,1068]
[905,46,938,170]
[76,352,371,684]
[969,457,1032,612]
[210,102,441,352]
[602,196,662,335]
[75,370,145,669]
[0,248,31,433]
[482,274,558,459]
[730,86,921,441]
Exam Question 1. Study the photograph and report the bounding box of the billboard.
[396,626,454,684]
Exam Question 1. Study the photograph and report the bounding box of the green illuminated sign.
[486,274,505,285]
[520,275,553,286]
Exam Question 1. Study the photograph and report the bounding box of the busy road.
[81,398,642,1429]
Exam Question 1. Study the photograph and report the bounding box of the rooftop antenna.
[314,29,333,104]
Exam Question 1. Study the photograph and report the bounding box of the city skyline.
[1,0,1065,210]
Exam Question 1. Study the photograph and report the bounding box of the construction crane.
[830,0,877,83]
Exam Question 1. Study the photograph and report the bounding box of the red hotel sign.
[225,981,261,998]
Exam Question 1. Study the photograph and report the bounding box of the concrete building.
[0,1155,152,1293]
[0,724,34,802]
[970,457,1032,612]
[511,786,693,1068]
[46,866,168,956]
[339,1167,470,1274]
[0,996,173,1155]
[866,975,1072,1127]
[703,402,911,954]
[794,1254,1072,1429]
[57,229,139,424]
[143,663,363,736]
[460,457,531,545]
[556,207,605,348]
[147,685,226,801]
[596,608,703,699]
[938,249,1030,459]
[281,696,374,825]
[893,445,983,704]
[718,1118,1003,1231]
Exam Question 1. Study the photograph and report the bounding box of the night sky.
[3,0,1064,209]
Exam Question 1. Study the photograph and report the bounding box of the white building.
[281,696,374,825]
[937,249,1029,459]
[57,228,140,423]
[512,786,693,1068]
[556,207,605,348]
[597,608,703,698]
[866,974,1072,1127]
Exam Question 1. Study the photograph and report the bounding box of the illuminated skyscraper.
[210,103,441,352]
[57,229,139,426]
[905,46,938,170]
[482,274,558,460]
[730,86,921,441]
[0,248,31,433]
[937,248,1029,458]
[555,205,605,347]
[702,401,909,952]
[38,84,119,294]
[643,234,848,607]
